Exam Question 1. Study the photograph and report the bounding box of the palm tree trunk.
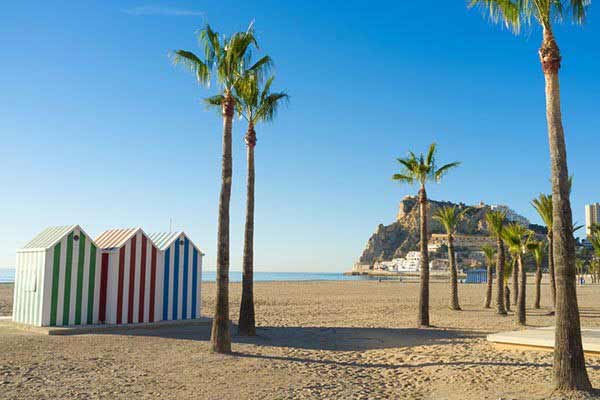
[534,260,542,309]
[238,123,257,336]
[517,254,526,326]
[504,285,511,312]
[418,185,430,327]
[448,234,460,310]
[484,259,493,309]
[210,92,234,354]
[512,256,519,305]
[540,27,591,391]
[496,239,506,314]
[548,231,556,310]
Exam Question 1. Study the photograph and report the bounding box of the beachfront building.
[429,234,495,251]
[13,225,102,327]
[147,232,204,321]
[585,203,600,237]
[95,228,162,325]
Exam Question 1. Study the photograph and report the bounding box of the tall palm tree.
[482,245,496,308]
[393,143,460,326]
[486,210,507,315]
[532,194,556,309]
[468,1,591,390]
[502,223,531,326]
[208,74,289,336]
[172,23,271,353]
[527,239,545,309]
[433,206,465,311]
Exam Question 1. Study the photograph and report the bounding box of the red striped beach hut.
[13,225,102,327]
[95,228,160,325]
[148,232,204,321]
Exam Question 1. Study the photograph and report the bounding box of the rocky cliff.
[354,196,532,270]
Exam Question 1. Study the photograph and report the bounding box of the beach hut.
[13,225,102,327]
[95,228,160,325]
[465,268,488,284]
[148,232,204,321]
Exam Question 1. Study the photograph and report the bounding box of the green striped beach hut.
[13,225,101,327]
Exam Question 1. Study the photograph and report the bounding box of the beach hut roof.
[20,225,95,251]
[95,227,146,250]
[147,231,203,254]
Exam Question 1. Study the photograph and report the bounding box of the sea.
[0,268,398,284]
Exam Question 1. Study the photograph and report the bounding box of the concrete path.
[0,315,211,335]
[487,326,600,354]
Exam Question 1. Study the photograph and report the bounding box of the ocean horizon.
[0,268,395,284]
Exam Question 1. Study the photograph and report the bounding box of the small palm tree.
[532,194,556,309]
[502,223,531,326]
[526,240,545,309]
[393,143,460,326]
[504,254,515,312]
[208,74,289,336]
[468,0,592,390]
[486,210,507,315]
[433,206,465,311]
[172,23,271,354]
[482,245,497,309]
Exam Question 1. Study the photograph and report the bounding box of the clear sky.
[1,1,598,272]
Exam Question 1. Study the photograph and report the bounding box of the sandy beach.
[2,279,600,399]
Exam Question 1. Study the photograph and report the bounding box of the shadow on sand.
[95,322,478,351]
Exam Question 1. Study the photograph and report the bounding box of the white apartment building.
[585,203,600,237]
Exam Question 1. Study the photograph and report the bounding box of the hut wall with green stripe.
[13,228,102,327]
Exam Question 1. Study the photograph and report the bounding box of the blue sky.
[1,1,598,271]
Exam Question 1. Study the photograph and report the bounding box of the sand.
[2,279,600,399]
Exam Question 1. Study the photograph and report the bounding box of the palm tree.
[482,245,496,308]
[532,194,556,309]
[504,254,514,312]
[172,23,271,353]
[527,239,545,309]
[433,206,464,310]
[208,74,289,336]
[502,223,531,326]
[486,210,507,315]
[393,143,460,326]
[468,0,592,390]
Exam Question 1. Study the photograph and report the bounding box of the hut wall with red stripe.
[99,231,162,325]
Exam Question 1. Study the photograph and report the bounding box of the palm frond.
[171,50,210,86]
[434,162,461,182]
[426,143,437,167]
[486,210,506,238]
[482,245,497,266]
[392,174,414,184]
[433,206,462,234]
[532,193,553,230]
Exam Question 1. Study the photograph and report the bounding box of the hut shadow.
[98,322,478,351]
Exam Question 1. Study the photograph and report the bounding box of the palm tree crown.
[527,239,545,266]
[172,24,271,94]
[486,210,507,239]
[468,0,588,32]
[532,193,553,231]
[502,223,532,255]
[393,143,460,187]
[482,245,497,266]
[433,206,465,235]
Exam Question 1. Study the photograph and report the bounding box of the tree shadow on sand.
[98,323,477,351]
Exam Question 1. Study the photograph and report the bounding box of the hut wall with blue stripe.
[465,269,488,284]
[159,235,202,321]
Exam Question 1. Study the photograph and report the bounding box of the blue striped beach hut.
[148,232,204,321]
[465,268,488,284]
